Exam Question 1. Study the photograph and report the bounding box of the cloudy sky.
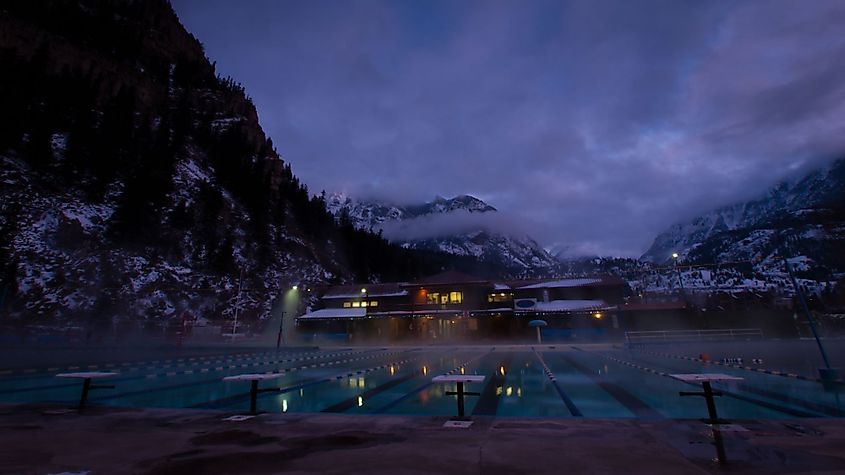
[172,0,845,257]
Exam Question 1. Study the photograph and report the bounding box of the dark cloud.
[172,0,845,256]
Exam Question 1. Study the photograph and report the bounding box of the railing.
[625,328,763,345]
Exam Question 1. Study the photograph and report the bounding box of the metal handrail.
[625,328,763,344]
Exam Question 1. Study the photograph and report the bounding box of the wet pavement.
[1,403,844,474]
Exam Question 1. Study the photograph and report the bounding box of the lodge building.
[296,271,631,342]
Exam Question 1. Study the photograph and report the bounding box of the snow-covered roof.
[322,282,408,299]
[493,283,511,290]
[297,308,366,320]
[516,278,601,289]
[515,299,608,313]
[323,290,408,299]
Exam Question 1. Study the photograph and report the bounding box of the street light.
[672,252,685,296]
[277,284,299,349]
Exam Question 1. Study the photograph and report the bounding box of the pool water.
[1,345,842,418]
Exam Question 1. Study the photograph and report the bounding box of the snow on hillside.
[326,193,558,276]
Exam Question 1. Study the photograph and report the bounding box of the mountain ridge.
[642,158,845,275]
[326,192,559,277]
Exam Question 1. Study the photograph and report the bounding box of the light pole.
[672,252,686,296]
[276,285,298,350]
[782,256,837,383]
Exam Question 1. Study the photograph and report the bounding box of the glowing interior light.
[361,288,367,293]
[423,366,428,375]
[499,366,506,376]
[593,312,602,319]
[506,387,513,396]
[460,367,465,375]
[358,377,365,388]
[389,365,395,376]
[496,386,503,396]
[517,388,522,397]
[292,285,298,290]
[357,396,363,407]
[282,399,288,412]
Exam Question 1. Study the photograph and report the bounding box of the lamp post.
[277,285,298,350]
[672,252,686,296]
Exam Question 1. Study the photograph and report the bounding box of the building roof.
[322,282,408,299]
[297,308,367,320]
[514,299,610,313]
[514,275,627,289]
[516,278,602,289]
[407,270,490,286]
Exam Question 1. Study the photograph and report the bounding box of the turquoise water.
[0,346,842,418]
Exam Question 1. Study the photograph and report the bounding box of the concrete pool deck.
[1,403,844,474]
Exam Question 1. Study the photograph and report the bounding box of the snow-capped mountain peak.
[326,193,558,276]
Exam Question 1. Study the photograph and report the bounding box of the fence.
[625,328,764,345]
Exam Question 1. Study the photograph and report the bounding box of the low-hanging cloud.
[377,209,547,243]
[173,0,845,256]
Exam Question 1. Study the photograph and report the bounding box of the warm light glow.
[292,285,298,290]
[499,366,506,376]
[517,387,522,397]
[422,366,428,375]
[460,367,465,375]
[506,386,513,396]
[282,399,288,412]
[358,377,365,388]
[361,288,367,293]
[500,293,505,297]
[389,365,395,376]
[672,252,679,259]
[357,396,363,407]
[593,312,603,320]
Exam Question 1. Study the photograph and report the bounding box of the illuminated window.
[427,292,440,304]
[352,302,360,308]
[449,291,463,303]
[343,302,351,308]
[361,301,368,307]
[441,295,448,304]
[369,301,379,307]
[487,293,511,303]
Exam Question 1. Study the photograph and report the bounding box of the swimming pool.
[1,345,842,418]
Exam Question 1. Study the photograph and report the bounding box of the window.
[352,302,360,308]
[369,301,379,307]
[361,301,368,307]
[427,291,462,304]
[343,302,351,308]
[487,293,511,303]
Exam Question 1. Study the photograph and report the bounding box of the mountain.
[0,0,444,332]
[326,193,558,277]
[642,158,845,277]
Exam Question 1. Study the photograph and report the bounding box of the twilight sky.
[171,0,845,257]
